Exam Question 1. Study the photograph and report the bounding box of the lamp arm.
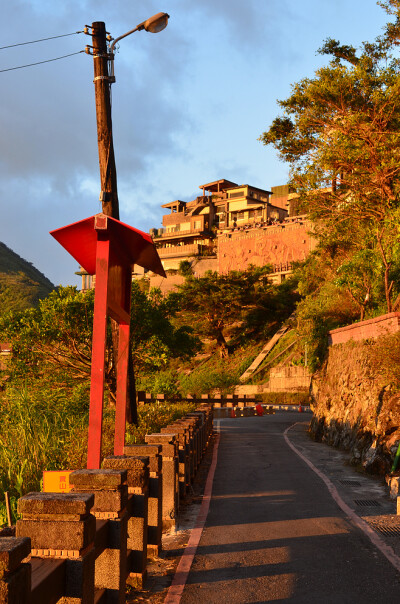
[110,25,140,55]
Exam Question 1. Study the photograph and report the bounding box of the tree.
[0,284,200,397]
[129,282,201,374]
[178,260,193,278]
[174,266,272,357]
[260,1,400,312]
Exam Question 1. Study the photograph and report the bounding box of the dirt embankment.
[310,338,400,475]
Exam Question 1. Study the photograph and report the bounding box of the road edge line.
[284,422,400,573]
[164,421,221,603]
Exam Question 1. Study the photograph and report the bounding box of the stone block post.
[0,537,31,604]
[174,418,196,482]
[145,434,178,531]
[192,410,207,456]
[70,469,128,604]
[161,424,189,499]
[103,455,149,588]
[16,492,96,603]
[124,444,163,556]
[184,414,202,470]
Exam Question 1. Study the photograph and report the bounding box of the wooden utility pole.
[91,21,119,219]
[90,22,137,424]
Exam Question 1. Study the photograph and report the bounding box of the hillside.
[0,241,55,314]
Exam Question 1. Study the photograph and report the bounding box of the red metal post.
[114,322,130,455]
[87,235,110,469]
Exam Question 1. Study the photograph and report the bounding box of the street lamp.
[87,13,170,219]
[110,13,170,82]
[85,15,170,428]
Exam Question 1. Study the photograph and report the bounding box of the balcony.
[153,226,208,240]
[157,243,211,258]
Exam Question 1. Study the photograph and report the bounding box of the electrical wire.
[0,31,84,50]
[0,50,85,73]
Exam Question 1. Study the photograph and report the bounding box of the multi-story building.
[153,179,288,272]
[76,180,313,291]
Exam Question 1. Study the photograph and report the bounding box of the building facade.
[77,180,314,291]
[152,179,289,272]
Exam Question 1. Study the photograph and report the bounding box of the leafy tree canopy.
[0,283,201,393]
[173,265,275,357]
[260,0,400,315]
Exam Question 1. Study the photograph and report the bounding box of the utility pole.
[88,22,138,424]
[90,21,119,219]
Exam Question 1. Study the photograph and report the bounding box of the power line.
[0,31,84,50]
[0,50,85,73]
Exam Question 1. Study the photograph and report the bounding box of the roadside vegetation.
[6,0,400,526]
[0,267,297,526]
[261,0,400,370]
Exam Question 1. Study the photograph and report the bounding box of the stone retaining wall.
[310,339,400,475]
[329,313,400,345]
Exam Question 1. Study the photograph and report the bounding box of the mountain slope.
[0,241,55,314]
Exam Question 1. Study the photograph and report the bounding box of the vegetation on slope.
[261,0,400,370]
[0,241,55,315]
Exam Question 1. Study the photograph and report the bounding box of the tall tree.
[260,0,400,312]
[175,266,272,357]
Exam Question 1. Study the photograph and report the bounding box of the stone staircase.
[239,323,292,382]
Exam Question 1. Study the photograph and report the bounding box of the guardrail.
[137,392,261,407]
[0,404,214,604]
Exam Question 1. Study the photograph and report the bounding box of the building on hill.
[75,179,315,292]
[152,179,288,273]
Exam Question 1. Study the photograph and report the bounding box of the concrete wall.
[148,257,218,294]
[148,221,315,293]
[217,221,315,274]
[266,365,311,392]
[329,313,400,345]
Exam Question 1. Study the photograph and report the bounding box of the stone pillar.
[185,414,202,470]
[0,537,31,604]
[70,469,128,604]
[145,434,178,531]
[174,419,196,482]
[124,444,162,557]
[16,492,96,604]
[103,455,149,588]
[191,410,207,456]
[161,425,189,500]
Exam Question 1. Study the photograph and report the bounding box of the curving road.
[176,413,400,603]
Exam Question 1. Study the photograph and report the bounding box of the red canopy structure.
[50,213,166,468]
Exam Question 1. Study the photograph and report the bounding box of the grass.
[0,379,196,527]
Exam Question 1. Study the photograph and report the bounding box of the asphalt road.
[179,413,400,603]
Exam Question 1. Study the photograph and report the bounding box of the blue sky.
[0,0,389,286]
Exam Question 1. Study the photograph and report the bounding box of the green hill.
[0,242,55,315]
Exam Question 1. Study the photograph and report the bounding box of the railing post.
[16,493,96,603]
[145,434,178,531]
[123,444,163,557]
[161,424,189,500]
[0,537,31,604]
[173,418,196,483]
[70,468,128,604]
[103,455,149,589]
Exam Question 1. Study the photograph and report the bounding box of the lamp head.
[142,12,170,33]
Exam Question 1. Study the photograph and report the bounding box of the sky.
[0,0,390,287]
